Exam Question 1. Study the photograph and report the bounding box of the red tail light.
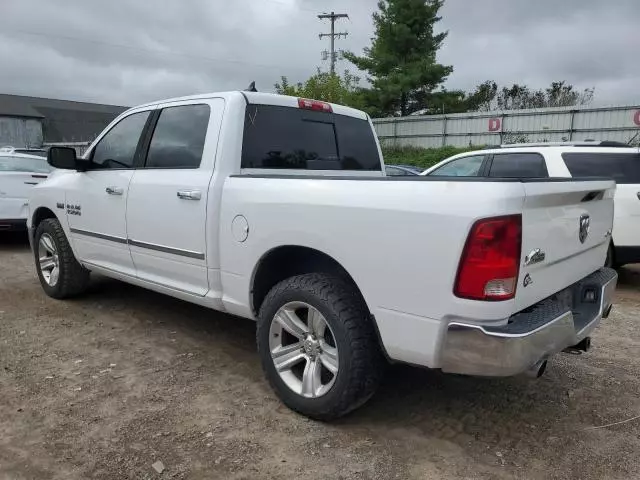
[298,98,332,113]
[454,215,522,301]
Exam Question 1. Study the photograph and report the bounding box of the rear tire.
[604,241,615,268]
[34,218,90,299]
[257,273,383,420]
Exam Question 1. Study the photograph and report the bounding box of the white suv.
[423,141,640,267]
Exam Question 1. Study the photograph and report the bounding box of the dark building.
[0,94,127,149]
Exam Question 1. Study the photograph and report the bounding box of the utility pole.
[318,12,348,75]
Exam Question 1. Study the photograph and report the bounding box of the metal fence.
[372,104,640,148]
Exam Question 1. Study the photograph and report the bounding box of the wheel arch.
[250,245,370,318]
[31,206,59,231]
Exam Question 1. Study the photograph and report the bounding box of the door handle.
[106,186,123,195]
[177,190,201,200]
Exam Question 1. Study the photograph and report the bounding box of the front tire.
[34,218,90,299]
[257,273,383,420]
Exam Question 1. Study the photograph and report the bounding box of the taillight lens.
[454,215,522,301]
[298,98,332,113]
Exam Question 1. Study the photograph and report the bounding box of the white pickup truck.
[28,91,618,419]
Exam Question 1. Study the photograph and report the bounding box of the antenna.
[244,81,257,92]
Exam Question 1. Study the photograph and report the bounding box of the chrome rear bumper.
[441,268,617,377]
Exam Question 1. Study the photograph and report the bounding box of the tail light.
[454,215,522,301]
[298,98,332,113]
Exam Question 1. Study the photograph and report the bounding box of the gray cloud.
[1,0,638,108]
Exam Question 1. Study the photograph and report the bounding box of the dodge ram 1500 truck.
[28,91,618,419]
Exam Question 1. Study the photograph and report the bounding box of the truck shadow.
[0,231,30,251]
[615,264,640,289]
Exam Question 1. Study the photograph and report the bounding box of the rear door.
[516,179,615,311]
[126,99,223,295]
[562,151,640,247]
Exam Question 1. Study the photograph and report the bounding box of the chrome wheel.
[38,233,59,286]
[269,301,339,398]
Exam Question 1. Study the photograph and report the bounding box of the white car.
[422,142,640,267]
[28,92,617,419]
[0,153,53,230]
[0,146,48,157]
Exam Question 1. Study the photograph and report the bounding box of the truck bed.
[218,174,615,366]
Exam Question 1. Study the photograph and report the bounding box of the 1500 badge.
[66,204,81,216]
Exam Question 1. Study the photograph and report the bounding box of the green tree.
[274,69,364,108]
[492,81,594,111]
[465,80,498,112]
[344,0,452,117]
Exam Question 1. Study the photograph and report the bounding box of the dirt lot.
[1,233,639,480]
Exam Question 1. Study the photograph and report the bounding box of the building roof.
[0,94,128,143]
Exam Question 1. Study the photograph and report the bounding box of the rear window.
[488,153,548,178]
[14,149,47,158]
[562,152,640,184]
[241,105,381,171]
[0,156,52,173]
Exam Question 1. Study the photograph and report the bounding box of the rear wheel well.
[251,246,367,317]
[32,207,57,230]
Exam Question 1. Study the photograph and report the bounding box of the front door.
[66,110,152,275]
[126,101,219,295]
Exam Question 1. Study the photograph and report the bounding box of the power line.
[317,12,348,75]
[1,27,311,73]
[262,0,320,13]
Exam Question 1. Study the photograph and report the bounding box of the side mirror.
[47,147,78,170]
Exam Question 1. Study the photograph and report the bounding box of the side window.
[145,104,210,169]
[385,166,404,176]
[562,152,640,184]
[90,111,150,169]
[489,153,548,178]
[429,155,485,176]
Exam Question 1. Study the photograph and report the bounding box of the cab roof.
[133,91,368,120]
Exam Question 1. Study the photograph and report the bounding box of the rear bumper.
[0,218,27,231]
[614,246,640,266]
[441,267,617,377]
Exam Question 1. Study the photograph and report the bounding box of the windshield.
[0,156,52,173]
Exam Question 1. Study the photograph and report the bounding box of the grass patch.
[382,145,479,170]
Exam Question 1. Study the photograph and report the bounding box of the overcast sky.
[1,0,638,108]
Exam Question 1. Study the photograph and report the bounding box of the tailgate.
[0,172,49,219]
[515,179,615,311]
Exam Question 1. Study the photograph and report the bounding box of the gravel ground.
[1,232,639,480]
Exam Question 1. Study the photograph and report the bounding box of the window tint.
[429,155,485,176]
[0,156,52,173]
[91,111,150,169]
[241,105,381,170]
[562,152,640,184]
[334,113,381,171]
[488,153,548,178]
[145,104,210,169]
